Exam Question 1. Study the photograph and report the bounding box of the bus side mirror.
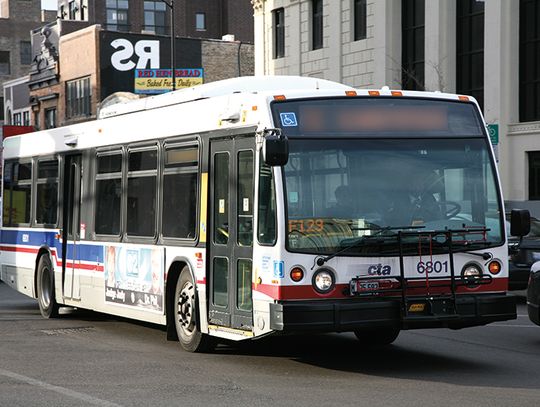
[263,130,289,167]
[510,209,531,237]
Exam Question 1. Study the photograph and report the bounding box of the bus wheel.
[36,255,60,319]
[174,268,215,352]
[354,327,400,346]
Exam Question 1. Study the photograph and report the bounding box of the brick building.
[57,0,254,43]
[0,0,42,124]
[29,23,254,128]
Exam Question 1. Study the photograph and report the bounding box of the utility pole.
[158,0,175,91]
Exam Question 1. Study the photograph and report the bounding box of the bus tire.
[36,255,60,319]
[174,267,215,353]
[354,327,400,346]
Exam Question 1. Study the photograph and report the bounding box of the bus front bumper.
[269,294,516,332]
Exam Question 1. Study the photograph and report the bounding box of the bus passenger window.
[127,148,157,237]
[162,145,199,239]
[3,161,32,226]
[95,152,122,235]
[36,159,59,225]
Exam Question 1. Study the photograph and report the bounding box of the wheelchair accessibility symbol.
[280,112,298,127]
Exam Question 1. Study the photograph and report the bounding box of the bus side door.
[62,154,82,300]
[208,137,254,330]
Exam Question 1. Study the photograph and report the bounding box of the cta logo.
[367,264,392,276]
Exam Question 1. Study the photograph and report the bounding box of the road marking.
[0,368,123,407]
[490,324,539,328]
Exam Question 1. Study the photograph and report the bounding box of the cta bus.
[0,76,529,352]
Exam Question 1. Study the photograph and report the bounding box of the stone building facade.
[253,0,540,209]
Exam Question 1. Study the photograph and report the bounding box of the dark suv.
[508,215,540,290]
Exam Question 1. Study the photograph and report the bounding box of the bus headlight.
[312,268,335,294]
[461,263,482,286]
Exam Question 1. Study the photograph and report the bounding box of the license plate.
[351,280,379,295]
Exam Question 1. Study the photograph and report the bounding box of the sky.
[41,0,57,11]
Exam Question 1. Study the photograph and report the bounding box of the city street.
[1,281,539,407]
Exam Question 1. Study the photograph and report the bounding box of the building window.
[195,12,206,31]
[20,41,32,65]
[106,0,129,32]
[0,0,9,18]
[529,152,540,199]
[0,51,10,75]
[69,1,77,19]
[456,0,485,111]
[66,77,91,119]
[23,111,30,126]
[13,113,21,126]
[520,0,540,122]
[45,108,57,129]
[273,8,285,59]
[353,0,367,41]
[312,0,323,50]
[402,0,425,90]
[144,1,167,35]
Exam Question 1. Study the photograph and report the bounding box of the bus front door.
[208,137,254,331]
[62,154,82,301]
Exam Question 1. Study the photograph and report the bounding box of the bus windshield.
[283,137,503,256]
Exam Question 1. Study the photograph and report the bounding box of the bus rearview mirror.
[263,133,289,167]
[510,209,531,237]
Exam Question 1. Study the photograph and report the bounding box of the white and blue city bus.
[0,76,528,352]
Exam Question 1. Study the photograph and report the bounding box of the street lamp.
[158,0,175,91]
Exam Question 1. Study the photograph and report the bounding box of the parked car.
[527,262,540,326]
[507,215,540,290]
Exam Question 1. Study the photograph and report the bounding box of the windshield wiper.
[315,225,425,267]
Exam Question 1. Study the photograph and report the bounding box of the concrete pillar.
[327,0,342,83]
[373,0,401,88]
[425,0,456,92]
[484,0,520,198]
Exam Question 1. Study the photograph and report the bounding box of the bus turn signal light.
[488,260,501,275]
[290,267,304,282]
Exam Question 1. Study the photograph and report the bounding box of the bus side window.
[127,148,158,238]
[95,152,122,236]
[2,161,14,226]
[162,145,199,239]
[257,161,276,245]
[3,161,32,226]
[35,159,59,226]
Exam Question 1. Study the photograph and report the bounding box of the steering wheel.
[411,198,461,222]
[438,201,461,219]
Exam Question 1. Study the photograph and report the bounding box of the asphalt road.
[1,281,539,407]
